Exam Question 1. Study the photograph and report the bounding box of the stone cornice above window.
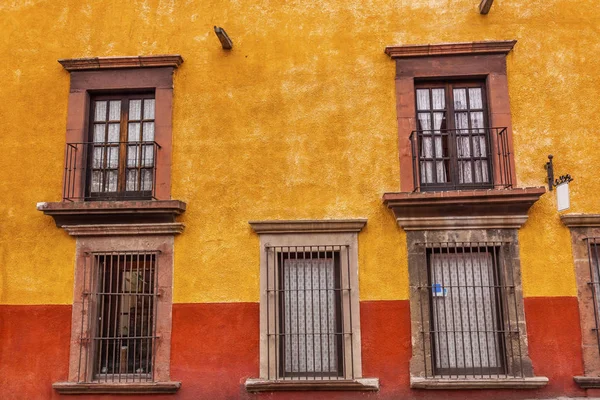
[384,40,517,59]
[560,214,600,228]
[383,187,546,230]
[58,55,184,71]
[62,223,184,236]
[249,219,367,234]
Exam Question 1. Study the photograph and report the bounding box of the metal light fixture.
[214,26,233,50]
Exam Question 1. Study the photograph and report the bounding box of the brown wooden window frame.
[86,93,158,200]
[414,80,493,191]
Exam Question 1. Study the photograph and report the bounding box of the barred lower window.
[586,239,600,354]
[78,251,159,383]
[414,242,526,379]
[265,245,355,381]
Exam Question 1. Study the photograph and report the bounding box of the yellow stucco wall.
[0,0,597,304]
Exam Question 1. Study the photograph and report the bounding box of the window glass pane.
[432,88,445,110]
[129,100,142,120]
[94,101,107,122]
[142,122,155,142]
[144,99,155,120]
[126,170,138,191]
[416,89,430,111]
[468,88,483,109]
[107,123,120,143]
[92,146,105,169]
[128,123,141,142]
[418,113,432,131]
[470,112,484,130]
[91,171,102,192]
[433,112,445,131]
[108,100,121,121]
[106,170,118,192]
[127,145,139,168]
[141,170,153,191]
[453,88,467,110]
[107,146,119,169]
[93,124,106,143]
[142,145,154,167]
[455,112,469,131]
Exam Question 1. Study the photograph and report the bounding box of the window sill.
[574,376,600,388]
[410,376,549,390]
[383,187,546,230]
[245,378,379,392]
[52,381,181,394]
[37,199,186,227]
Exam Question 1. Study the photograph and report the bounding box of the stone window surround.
[406,228,548,390]
[244,219,379,392]
[58,55,183,201]
[52,224,183,395]
[384,40,517,192]
[561,214,600,389]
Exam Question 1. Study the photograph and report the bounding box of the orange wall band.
[0,298,585,399]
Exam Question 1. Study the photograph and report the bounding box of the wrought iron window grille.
[264,245,356,381]
[412,242,526,379]
[77,251,160,383]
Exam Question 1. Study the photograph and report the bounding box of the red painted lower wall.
[0,304,71,400]
[0,297,588,399]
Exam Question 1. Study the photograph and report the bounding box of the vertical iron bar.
[266,246,270,381]
[294,246,300,379]
[440,242,451,377]
[418,245,428,377]
[346,245,354,379]
[471,242,484,378]
[96,255,106,381]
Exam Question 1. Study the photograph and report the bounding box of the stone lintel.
[249,219,367,234]
[52,381,181,394]
[385,40,516,59]
[410,376,548,390]
[62,223,184,236]
[561,214,600,228]
[245,378,379,392]
[398,215,528,230]
[58,55,183,71]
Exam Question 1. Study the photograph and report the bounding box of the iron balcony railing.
[63,141,160,201]
[409,127,513,192]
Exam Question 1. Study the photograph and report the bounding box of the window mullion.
[118,99,129,194]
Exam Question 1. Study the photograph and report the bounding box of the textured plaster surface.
[0,0,598,304]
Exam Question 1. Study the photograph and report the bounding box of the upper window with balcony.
[412,81,506,191]
[77,94,158,200]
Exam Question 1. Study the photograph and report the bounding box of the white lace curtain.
[417,89,447,184]
[283,258,338,374]
[417,87,490,186]
[430,252,501,372]
[453,88,489,184]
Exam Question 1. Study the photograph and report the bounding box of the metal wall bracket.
[545,154,573,191]
[214,26,233,50]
